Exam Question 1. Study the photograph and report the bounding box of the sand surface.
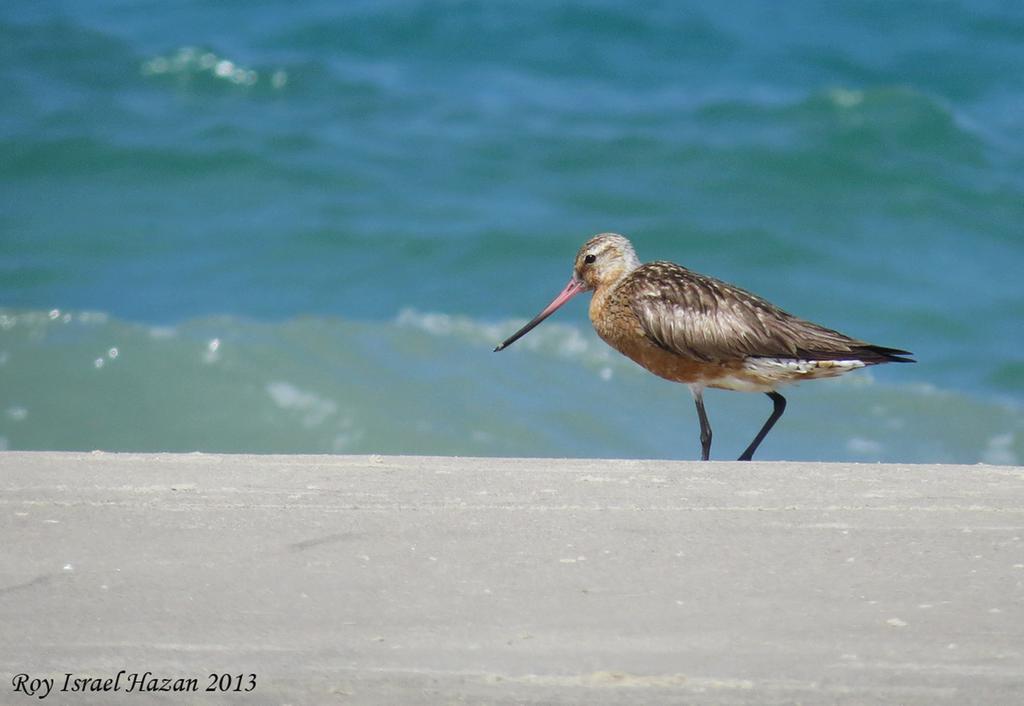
[2,452,1023,704]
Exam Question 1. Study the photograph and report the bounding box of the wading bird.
[494,233,914,460]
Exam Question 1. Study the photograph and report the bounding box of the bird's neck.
[588,268,631,325]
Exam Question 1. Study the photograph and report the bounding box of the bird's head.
[573,232,642,292]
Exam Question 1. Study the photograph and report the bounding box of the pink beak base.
[494,278,587,352]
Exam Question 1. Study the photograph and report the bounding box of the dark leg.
[738,392,787,461]
[691,387,712,461]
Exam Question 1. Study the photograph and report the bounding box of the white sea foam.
[981,433,1017,466]
[331,412,364,451]
[395,308,618,374]
[266,381,337,428]
[141,46,284,89]
[846,437,883,457]
[203,338,221,364]
[395,308,506,345]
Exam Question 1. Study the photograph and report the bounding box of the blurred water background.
[2,0,1022,463]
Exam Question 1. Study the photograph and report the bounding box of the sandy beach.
[2,452,1022,704]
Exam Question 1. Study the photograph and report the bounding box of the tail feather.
[856,345,915,364]
[791,344,915,364]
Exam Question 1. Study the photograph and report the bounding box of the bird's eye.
[584,254,597,264]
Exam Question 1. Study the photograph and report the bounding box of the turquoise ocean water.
[2,1,1022,463]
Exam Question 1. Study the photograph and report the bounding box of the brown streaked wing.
[623,262,871,362]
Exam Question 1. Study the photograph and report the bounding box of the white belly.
[706,357,868,392]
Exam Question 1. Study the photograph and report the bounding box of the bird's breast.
[589,287,713,385]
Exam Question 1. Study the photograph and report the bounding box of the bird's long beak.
[494,278,588,352]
